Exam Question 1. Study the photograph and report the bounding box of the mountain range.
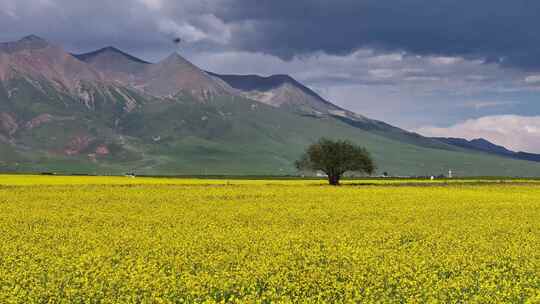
[1,35,540,176]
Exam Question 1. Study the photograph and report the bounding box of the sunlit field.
[0,175,539,302]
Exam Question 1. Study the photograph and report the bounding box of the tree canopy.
[296,138,375,185]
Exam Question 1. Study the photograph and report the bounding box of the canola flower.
[0,175,539,303]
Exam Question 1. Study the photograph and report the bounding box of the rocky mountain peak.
[159,52,196,67]
[19,35,47,43]
[137,52,232,98]
[75,46,150,65]
[0,35,102,90]
[209,72,349,116]
[1,35,50,53]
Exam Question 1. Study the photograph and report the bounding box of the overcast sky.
[2,0,540,152]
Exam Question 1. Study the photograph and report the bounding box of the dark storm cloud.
[0,0,170,56]
[212,0,540,69]
[2,0,540,69]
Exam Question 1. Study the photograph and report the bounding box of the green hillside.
[3,36,540,177]
[3,78,540,177]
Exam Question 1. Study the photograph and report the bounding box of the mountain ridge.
[74,46,151,65]
[0,35,50,53]
[74,47,233,100]
[434,137,540,162]
[207,72,334,105]
[2,35,540,176]
[207,71,358,118]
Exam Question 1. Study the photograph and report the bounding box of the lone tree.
[296,138,375,185]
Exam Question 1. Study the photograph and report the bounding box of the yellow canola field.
[0,176,539,303]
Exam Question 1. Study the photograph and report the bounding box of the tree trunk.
[328,174,341,186]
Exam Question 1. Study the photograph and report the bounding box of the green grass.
[4,78,540,176]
